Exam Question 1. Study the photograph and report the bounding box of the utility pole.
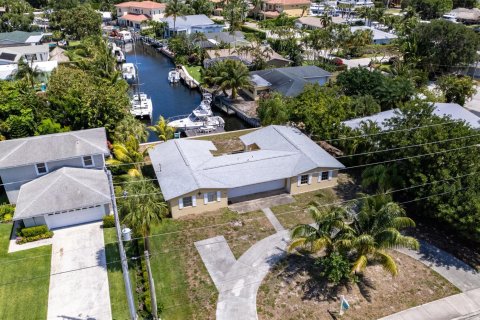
[144,250,158,320]
[106,169,137,320]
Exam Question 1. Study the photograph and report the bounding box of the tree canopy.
[50,4,102,40]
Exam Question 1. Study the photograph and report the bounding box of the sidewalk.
[379,288,480,320]
[397,240,480,292]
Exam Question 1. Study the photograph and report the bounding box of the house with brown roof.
[115,1,166,29]
[261,0,311,18]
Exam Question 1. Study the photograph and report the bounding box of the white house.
[0,44,50,65]
[115,1,166,30]
[338,0,374,10]
[149,125,345,218]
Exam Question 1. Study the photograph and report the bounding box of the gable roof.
[250,66,331,97]
[14,168,110,220]
[0,128,109,169]
[115,1,166,9]
[149,125,345,200]
[342,103,480,130]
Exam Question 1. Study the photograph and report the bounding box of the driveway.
[47,222,112,320]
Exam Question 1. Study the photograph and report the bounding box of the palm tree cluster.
[202,59,253,99]
[289,193,419,278]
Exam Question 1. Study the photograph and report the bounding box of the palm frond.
[351,255,368,274]
[287,238,307,252]
[375,250,398,276]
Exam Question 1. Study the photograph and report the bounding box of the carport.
[13,167,111,229]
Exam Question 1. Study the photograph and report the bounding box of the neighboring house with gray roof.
[149,125,345,218]
[350,26,397,45]
[198,31,250,49]
[0,44,50,65]
[244,65,332,99]
[13,167,111,229]
[161,14,224,37]
[342,103,480,130]
[0,128,109,204]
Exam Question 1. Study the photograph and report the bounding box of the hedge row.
[18,225,49,238]
[240,25,267,40]
[16,231,54,244]
[103,215,115,228]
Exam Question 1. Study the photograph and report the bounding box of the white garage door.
[228,179,286,199]
[45,205,105,230]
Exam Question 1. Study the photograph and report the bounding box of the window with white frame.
[300,174,309,185]
[207,192,217,202]
[35,162,48,175]
[82,155,94,167]
[182,196,193,207]
[319,170,333,182]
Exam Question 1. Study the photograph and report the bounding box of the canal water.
[124,42,247,142]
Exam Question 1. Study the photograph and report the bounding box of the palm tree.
[121,177,168,252]
[211,59,253,99]
[165,0,192,36]
[113,115,148,144]
[148,116,175,142]
[288,204,351,255]
[339,194,419,276]
[107,135,149,177]
[319,12,332,28]
[223,0,248,32]
[250,0,263,19]
[15,58,43,88]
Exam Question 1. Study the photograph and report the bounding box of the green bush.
[0,204,14,221]
[315,252,354,285]
[3,213,12,222]
[16,231,54,244]
[19,225,49,237]
[103,215,115,228]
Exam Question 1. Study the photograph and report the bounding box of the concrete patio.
[228,192,294,214]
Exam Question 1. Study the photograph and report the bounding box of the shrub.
[3,213,12,222]
[16,231,54,244]
[0,204,14,221]
[19,225,49,237]
[315,252,354,285]
[240,25,266,40]
[103,215,115,228]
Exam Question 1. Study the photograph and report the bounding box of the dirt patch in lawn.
[150,208,276,320]
[257,251,460,320]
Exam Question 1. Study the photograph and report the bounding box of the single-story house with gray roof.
[13,167,111,229]
[0,44,50,65]
[0,31,45,48]
[161,14,224,37]
[350,26,397,45]
[244,65,332,100]
[149,125,345,218]
[0,128,109,204]
[342,103,480,130]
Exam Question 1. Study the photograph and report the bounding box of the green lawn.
[0,223,51,320]
[149,209,275,319]
[185,65,203,83]
[103,227,137,320]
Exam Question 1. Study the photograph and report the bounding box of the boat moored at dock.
[130,93,153,119]
[122,63,137,84]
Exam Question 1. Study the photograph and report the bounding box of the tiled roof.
[265,0,311,5]
[115,1,165,9]
[119,13,150,22]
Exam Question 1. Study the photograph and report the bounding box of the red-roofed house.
[261,0,311,18]
[115,1,166,29]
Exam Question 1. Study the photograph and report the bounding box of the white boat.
[168,97,224,131]
[122,63,136,84]
[168,69,180,83]
[112,46,125,63]
[130,93,153,119]
[119,30,132,42]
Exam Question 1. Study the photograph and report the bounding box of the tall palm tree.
[107,135,149,177]
[121,177,168,252]
[148,116,175,142]
[113,115,148,144]
[165,0,192,36]
[339,194,419,276]
[211,59,253,99]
